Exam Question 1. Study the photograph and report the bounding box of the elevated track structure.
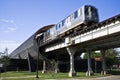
[9,14,120,77]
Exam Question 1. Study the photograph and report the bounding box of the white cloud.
[0,19,14,23]
[0,19,17,33]
[8,27,16,31]
[0,40,20,54]
[4,27,17,33]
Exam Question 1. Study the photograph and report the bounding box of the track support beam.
[66,47,76,77]
[101,50,107,75]
[86,50,94,76]
[42,60,47,73]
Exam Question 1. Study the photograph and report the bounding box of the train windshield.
[90,7,98,17]
[85,7,89,16]
[85,6,98,18]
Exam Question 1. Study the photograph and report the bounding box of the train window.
[56,25,58,30]
[62,20,65,26]
[70,13,74,21]
[74,11,78,19]
[94,10,98,17]
[85,7,89,15]
[50,28,54,35]
[57,24,59,29]
[47,29,50,35]
[91,7,97,17]
[56,24,60,30]
[61,22,62,27]
[58,23,61,28]
[91,8,93,12]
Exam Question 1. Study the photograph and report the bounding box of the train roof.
[34,24,55,35]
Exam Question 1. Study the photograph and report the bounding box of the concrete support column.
[101,50,106,75]
[66,47,76,77]
[86,50,94,76]
[55,61,59,73]
[27,52,36,72]
[27,50,32,72]
[42,60,46,73]
[27,53,31,72]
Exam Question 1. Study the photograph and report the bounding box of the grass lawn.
[0,70,113,80]
[0,71,36,77]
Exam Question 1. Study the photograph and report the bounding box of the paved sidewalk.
[47,75,120,80]
[1,75,120,80]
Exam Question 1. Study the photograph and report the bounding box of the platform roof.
[34,24,55,35]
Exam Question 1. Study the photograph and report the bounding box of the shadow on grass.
[108,69,120,75]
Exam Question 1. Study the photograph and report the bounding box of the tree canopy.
[83,49,118,59]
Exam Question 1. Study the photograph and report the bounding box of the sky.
[0,0,120,54]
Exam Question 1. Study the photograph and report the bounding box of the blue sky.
[0,0,120,54]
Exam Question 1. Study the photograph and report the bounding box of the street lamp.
[34,38,39,78]
[35,34,42,78]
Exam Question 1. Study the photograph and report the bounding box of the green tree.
[105,49,118,59]
[83,51,101,59]
[83,49,118,59]
[83,49,119,68]
[105,49,118,67]
[0,56,10,72]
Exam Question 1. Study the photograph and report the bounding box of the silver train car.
[44,5,99,41]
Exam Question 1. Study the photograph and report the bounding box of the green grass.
[0,71,36,77]
[0,71,111,80]
[1,78,37,80]
[107,68,120,75]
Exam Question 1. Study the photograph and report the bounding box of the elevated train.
[10,5,99,60]
[42,5,99,43]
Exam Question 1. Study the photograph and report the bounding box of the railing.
[71,20,120,44]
